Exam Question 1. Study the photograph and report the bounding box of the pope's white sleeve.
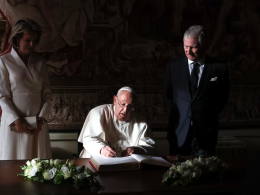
[0,58,19,125]
[137,124,155,155]
[78,108,107,156]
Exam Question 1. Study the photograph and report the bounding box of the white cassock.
[0,48,52,160]
[78,104,155,158]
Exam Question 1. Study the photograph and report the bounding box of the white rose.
[24,167,31,176]
[64,171,71,179]
[68,161,75,168]
[29,166,38,177]
[61,166,69,173]
[26,160,31,166]
[60,166,71,179]
[31,159,37,166]
[43,167,57,180]
[36,162,42,170]
[43,171,50,180]
[49,167,57,179]
[43,160,49,165]
[186,160,193,167]
[54,159,62,168]
[176,166,184,174]
[182,162,189,168]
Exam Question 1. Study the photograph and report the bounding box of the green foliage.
[18,158,100,190]
[53,171,64,185]
[162,156,229,187]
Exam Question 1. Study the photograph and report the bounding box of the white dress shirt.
[188,56,205,126]
[188,56,205,87]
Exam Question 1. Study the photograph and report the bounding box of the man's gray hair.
[10,18,42,48]
[183,25,206,46]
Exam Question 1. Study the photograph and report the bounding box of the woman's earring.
[17,42,19,49]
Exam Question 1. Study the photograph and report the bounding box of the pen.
[106,141,117,157]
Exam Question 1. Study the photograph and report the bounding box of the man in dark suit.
[164,25,230,156]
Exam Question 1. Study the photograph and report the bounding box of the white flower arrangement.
[162,156,229,186]
[18,158,100,189]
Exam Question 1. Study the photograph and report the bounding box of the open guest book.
[89,154,172,171]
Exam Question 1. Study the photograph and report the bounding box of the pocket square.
[210,77,218,81]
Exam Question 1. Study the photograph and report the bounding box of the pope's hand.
[121,147,139,157]
[121,147,145,156]
[14,118,33,134]
[100,146,116,157]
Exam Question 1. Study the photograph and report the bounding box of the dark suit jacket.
[164,56,230,150]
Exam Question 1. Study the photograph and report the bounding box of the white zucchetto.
[117,86,135,96]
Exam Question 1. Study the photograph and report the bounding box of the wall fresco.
[1,0,260,129]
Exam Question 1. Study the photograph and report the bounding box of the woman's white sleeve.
[0,58,19,125]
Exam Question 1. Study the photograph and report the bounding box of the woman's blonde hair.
[10,18,42,48]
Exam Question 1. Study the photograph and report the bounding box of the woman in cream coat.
[0,18,52,160]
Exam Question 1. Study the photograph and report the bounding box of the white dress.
[0,48,52,160]
[78,104,155,158]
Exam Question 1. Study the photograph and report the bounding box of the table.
[0,157,249,195]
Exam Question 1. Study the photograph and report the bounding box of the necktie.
[190,62,199,96]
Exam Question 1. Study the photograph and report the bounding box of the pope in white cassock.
[78,87,155,158]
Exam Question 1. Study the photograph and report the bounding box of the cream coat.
[0,48,52,160]
[78,104,155,158]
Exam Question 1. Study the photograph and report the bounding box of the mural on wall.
[1,0,260,128]
[48,86,167,129]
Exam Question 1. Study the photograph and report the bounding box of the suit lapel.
[182,57,192,100]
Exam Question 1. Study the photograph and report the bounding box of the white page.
[91,155,138,165]
[24,116,37,129]
[131,154,172,167]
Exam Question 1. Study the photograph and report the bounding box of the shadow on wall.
[234,152,260,195]
[51,147,76,159]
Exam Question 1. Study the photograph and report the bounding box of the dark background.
[1,0,260,130]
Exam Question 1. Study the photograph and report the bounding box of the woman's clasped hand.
[14,118,43,135]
